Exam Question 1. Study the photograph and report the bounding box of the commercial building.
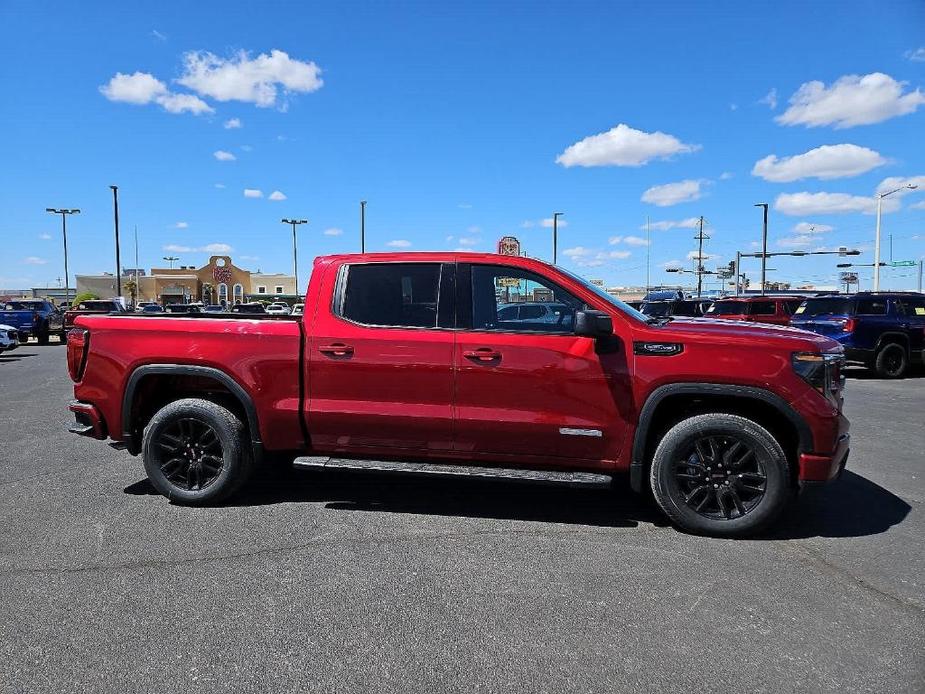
[76,255,297,306]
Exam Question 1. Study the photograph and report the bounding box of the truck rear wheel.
[649,413,791,538]
[874,343,907,379]
[142,398,252,505]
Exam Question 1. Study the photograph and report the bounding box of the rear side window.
[519,305,546,319]
[797,298,853,316]
[784,300,803,314]
[340,263,441,328]
[749,301,776,315]
[706,301,747,315]
[672,302,700,316]
[898,297,925,316]
[856,299,887,315]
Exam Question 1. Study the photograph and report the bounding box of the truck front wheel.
[649,413,792,538]
[142,398,253,505]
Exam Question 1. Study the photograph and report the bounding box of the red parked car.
[704,295,806,326]
[66,253,849,537]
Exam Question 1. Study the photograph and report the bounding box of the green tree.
[71,292,99,307]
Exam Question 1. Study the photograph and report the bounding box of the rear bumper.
[68,401,107,439]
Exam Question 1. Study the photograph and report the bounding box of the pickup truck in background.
[790,292,925,378]
[66,252,850,537]
[63,299,127,328]
[0,299,65,344]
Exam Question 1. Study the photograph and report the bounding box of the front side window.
[470,265,582,332]
[341,263,441,328]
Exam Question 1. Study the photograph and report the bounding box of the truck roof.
[315,251,549,265]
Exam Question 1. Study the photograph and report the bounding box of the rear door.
[747,299,780,324]
[307,261,456,454]
[453,262,628,466]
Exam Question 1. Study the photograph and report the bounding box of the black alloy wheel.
[875,343,907,379]
[673,435,767,520]
[154,417,225,492]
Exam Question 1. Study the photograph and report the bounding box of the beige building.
[77,256,297,305]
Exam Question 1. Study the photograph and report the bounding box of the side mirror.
[574,309,613,338]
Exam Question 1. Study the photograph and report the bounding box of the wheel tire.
[649,413,792,538]
[874,343,907,379]
[142,398,253,505]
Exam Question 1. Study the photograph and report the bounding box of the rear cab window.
[706,301,747,315]
[796,298,854,317]
[338,262,444,328]
[749,301,776,316]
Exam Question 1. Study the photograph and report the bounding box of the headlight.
[792,352,844,398]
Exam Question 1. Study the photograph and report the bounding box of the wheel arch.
[629,383,812,493]
[874,332,910,353]
[121,364,262,459]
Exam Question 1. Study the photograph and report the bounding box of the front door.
[307,261,456,454]
[453,263,628,467]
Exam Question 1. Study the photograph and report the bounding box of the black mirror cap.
[574,309,613,338]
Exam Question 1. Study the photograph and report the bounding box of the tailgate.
[0,311,32,330]
[790,318,847,337]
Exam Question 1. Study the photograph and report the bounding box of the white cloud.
[777,72,925,128]
[608,236,622,244]
[268,190,287,201]
[622,236,650,247]
[386,239,412,248]
[793,222,834,233]
[661,260,683,270]
[243,188,263,198]
[99,71,212,114]
[641,179,707,207]
[224,117,242,129]
[240,144,253,152]
[905,47,925,62]
[875,175,925,197]
[214,150,236,161]
[777,235,813,248]
[163,243,233,253]
[556,123,700,167]
[759,88,778,109]
[563,246,590,258]
[323,228,343,236]
[687,250,717,261]
[645,217,701,231]
[174,221,189,229]
[719,171,734,180]
[214,183,226,189]
[39,233,51,240]
[177,49,323,108]
[22,256,47,265]
[202,243,233,253]
[151,29,167,41]
[752,144,886,182]
[458,236,479,247]
[605,250,631,259]
[540,217,568,228]
[774,191,898,216]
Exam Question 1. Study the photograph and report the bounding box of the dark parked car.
[640,299,710,318]
[790,292,925,378]
[164,304,202,314]
[202,304,226,313]
[64,299,127,328]
[141,304,165,313]
[230,302,266,314]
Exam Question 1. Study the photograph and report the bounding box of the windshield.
[555,267,648,322]
[707,301,748,316]
[796,298,853,317]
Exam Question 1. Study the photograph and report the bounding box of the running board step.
[292,456,612,488]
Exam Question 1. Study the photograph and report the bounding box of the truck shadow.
[125,467,909,538]
[0,352,39,363]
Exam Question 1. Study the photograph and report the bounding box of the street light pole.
[552,212,563,264]
[162,256,179,269]
[735,251,741,296]
[360,200,366,253]
[281,218,308,293]
[874,184,917,291]
[754,203,768,294]
[45,208,80,304]
[110,186,122,298]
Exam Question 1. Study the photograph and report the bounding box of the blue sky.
[2,0,924,292]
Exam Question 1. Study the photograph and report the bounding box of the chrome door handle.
[319,343,354,356]
[463,348,502,362]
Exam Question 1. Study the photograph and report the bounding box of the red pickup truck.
[66,253,850,537]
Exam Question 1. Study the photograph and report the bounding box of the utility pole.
[735,251,741,296]
[694,216,708,297]
[281,218,308,292]
[360,200,367,253]
[918,260,923,293]
[134,225,139,305]
[110,186,122,298]
[551,212,563,264]
[45,208,80,304]
[754,203,768,295]
[645,215,651,294]
[875,184,917,291]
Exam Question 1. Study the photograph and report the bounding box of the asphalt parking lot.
[0,345,923,693]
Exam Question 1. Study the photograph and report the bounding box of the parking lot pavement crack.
[782,540,925,614]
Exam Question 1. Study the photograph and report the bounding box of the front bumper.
[68,401,107,439]
[799,430,850,483]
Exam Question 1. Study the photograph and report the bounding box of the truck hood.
[645,317,841,353]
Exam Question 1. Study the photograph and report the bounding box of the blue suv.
[790,292,925,378]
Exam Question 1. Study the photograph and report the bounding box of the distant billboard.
[497,236,521,257]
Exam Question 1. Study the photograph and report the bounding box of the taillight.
[66,328,89,382]
[842,318,856,333]
[33,311,40,323]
